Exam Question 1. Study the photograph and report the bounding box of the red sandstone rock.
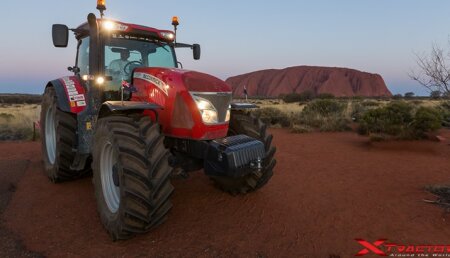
[226,66,392,98]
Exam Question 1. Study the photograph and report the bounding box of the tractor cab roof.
[74,19,175,43]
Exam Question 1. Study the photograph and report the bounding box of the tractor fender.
[98,101,163,119]
[45,76,87,113]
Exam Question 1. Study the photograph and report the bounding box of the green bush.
[439,101,450,127]
[392,94,403,100]
[293,99,350,132]
[413,107,442,135]
[351,100,381,122]
[404,92,415,99]
[358,101,442,140]
[282,91,314,103]
[252,107,291,128]
[316,93,335,99]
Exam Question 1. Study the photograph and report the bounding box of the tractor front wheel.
[92,114,173,240]
[210,111,276,195]
[40,87,90,182]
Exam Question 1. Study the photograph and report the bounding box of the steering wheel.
[123,61,143,76]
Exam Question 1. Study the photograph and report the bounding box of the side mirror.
[193,44,201,60]
[52,24,69,48]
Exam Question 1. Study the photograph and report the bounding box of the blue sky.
[1,0,450,95]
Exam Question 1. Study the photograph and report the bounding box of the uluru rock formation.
[226,66,392,98]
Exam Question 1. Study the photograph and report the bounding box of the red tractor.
[41,1,276,240]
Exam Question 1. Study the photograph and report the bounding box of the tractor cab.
[55,18,199,99]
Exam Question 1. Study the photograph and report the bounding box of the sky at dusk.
[1,0,450,95]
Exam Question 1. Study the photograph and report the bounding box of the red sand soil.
[1,129,450,257]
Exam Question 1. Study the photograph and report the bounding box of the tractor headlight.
[192,95,218,124]
[225,106,231,122]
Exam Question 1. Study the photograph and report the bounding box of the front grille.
[190,92,232,123]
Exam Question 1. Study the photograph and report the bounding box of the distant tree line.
[0,94,42,104]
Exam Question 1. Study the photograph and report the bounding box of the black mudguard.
[45,79,71,112]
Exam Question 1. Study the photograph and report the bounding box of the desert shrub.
[404,92,415,99]
[292,99,350,132]
[392,94,403,100]
[252,107,291,127]
[0,113,15,122]
[443,92,450,99]
[351,101,381,122]
[439,101,450,127]
[358,101,442,140]
[425,185,450,210]
[352,96,364,101]
[282,93,302,103]
[282,91,314,103]
[413,107,442,135]
[411,100,423,106]
[0,126,34,141]
[430,91,442,99]
[316,93,335,99]
[0,94,42,104]
[0,105,40,141]
[361,100,381,107]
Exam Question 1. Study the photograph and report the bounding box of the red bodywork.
[131,68,232,140]
[68,19,233,140]
[59,76,87,113]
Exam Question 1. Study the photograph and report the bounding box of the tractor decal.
[59,76,86,113]
[134,72,169,96]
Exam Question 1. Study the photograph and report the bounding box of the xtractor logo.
[355,239,387,256]
[355,239,450,257]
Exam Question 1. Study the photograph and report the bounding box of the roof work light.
[172,16,179,27]
[97,0,106,11]
[97,0,106,17]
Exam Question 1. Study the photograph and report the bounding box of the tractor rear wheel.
[210,111,276,195]
[92,114,174,240]
[40,87,90,182]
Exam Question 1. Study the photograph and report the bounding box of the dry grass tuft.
[0,104,40,141]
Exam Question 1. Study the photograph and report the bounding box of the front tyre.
[210,111,276,195]
[92,114,174,240]
[40,87,89,182]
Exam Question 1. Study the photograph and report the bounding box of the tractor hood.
[132,67,232,93]
[131,67,232,140]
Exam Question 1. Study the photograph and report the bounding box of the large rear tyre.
[210,111,276,195]
[92,114,174,240]
[40,87,90,182]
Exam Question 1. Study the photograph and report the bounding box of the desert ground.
[0,128,449,257]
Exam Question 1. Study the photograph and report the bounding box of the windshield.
[104,34,176,90]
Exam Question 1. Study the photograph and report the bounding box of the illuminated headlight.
[192,95,218,124]
[96,76,105,85]
[201,110,218,124]
[225,105,231,122]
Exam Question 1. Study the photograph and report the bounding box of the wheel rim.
[45,106,56,164]
[100,141,120,213]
